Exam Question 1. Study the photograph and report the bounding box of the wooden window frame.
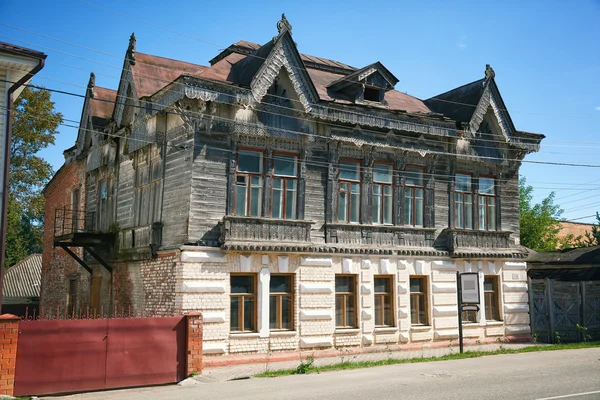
[404,166,425,227]
[484,275,501,321]
[478,176,496,231]
[410,276,429,326]
[271,152,299,220]
[372,162,394,225]
[374,275,394,327]
[235,148,264,217]
[335,274,357,328]
[455,172,473,230]
[230,273,257,333]
[337,158,362,223]
[269,274,294,331]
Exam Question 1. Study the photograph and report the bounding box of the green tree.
[5,86,62,267]
[519,177,564,252]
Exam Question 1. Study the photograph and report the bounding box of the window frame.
[269,274,295,331]
[337,159,362,224]
[230,273,258,333]
[235,148,265,217]
[372,161,394,225]
[335,274,358,329]
[484,275,501,322]
[374,275,394,327]
[409,276,429,326]
[404,165,425,227]
[478,176,496,231]
[454,172,473,230]
[271,152,299,220]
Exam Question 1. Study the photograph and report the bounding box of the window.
[335,275,357,328]
[479,177,496,231]
[455,174,473,229]
[372,163,393,225]
[235,150,263,217]
[338,160,361,223]
[135,149,163,227]
[484,276,501,321]
[410,277,428,325]
[270,275,294,330]
[462,309,477,323]
[364,87,381,102]
[272,154,298,219]
[374,276,394,327]
[404,167,424,226]
[230,275,256,332]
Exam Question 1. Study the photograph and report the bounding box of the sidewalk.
[200,341,537,382]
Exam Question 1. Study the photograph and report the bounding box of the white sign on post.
[460,273,480,305]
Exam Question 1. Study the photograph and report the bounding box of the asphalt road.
[47,348,600,400]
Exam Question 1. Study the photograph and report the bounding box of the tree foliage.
[5,87,62,267]
[519,177,565,252]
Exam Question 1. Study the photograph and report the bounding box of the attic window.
[364,87,381,102]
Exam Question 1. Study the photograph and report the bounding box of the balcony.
[444,228,512,255]
[325,223,437,248]
[220,216,314,245]
[53,207,114,246]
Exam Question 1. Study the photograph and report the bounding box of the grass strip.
[254,342,600,378]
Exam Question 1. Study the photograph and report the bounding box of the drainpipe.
[0,57,46,313]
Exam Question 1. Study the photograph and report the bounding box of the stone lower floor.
[40,246,531,356]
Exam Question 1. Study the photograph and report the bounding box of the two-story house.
[41,15,543,356]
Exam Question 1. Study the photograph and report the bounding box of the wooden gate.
[13,316,186,396]
[530,279,600,343]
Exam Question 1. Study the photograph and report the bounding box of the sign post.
[456,272,480,353]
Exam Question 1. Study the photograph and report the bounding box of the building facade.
[41,16,543,356]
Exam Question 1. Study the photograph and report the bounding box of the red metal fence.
[11,313,195,397]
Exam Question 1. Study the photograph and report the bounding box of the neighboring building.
[557,221,595,245]
[2,254,42,317]
[0,42,46,307]
[528,245,600,343]
[41,16,544,357]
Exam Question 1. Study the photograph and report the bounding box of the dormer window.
[363,86,381,102]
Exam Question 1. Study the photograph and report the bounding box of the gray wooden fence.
[529,279,600,343]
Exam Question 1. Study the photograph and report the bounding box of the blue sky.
[2,0,600,223]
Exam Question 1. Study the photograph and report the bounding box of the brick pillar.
[185,312,203,376]
[0,314,20,396]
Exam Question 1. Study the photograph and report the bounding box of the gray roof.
[3,254,41,298]
[527,245,600,265]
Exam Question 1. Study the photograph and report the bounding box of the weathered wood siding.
[116,152,135,230]
[500,171,520,245]
[304,142,328,244]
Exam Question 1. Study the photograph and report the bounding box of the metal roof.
[3,254,41,298]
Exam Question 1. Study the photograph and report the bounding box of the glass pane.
[375,296,382,326]
[336,276,354,293]
[404,188,413,226]
[250,187,262,216]
[269,296,277,329]
[484,278,495,291]
[270,275,292,293]
[373,164,392,183]
[244,297,255,331]
[338,191,347,222]
[479,199,486,230]
[288,179,297,190]
[456,174,471,192]
[479,177,495,195]
[274,154,297,176]
[410,278,423,293]
[230,297,239,330]
[416,190,423,227]
[272,187,282,218]
[273,177,283,190]
[340,161,360,181]
[100,181,107,199]
[374,277,390,293]
[383,194,392,225]
[373,184,382,195]
[372,193,381,224]
[286,187,296,219]
[335,295,343,326]
[350,192,360,223]
[251,175,262,186]
[231,275,254,294]
[418,295,426,324]
[235,185,247,216]
[384,297,392,326]
[489,204,496,230]
[465,198,473,229]
[238,150,262,173]
[410,294,418,324]
[281,295,292,329]
[346,295,355,327]
[405,168,423,187]
[351,183,360,194]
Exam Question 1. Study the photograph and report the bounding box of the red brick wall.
[41,159,90,314]
[0,314,20,396]
[186,313,203,376]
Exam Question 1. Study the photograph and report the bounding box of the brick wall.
[41,159,90,314]
[0,314,19,396]
[186,313,203,375]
